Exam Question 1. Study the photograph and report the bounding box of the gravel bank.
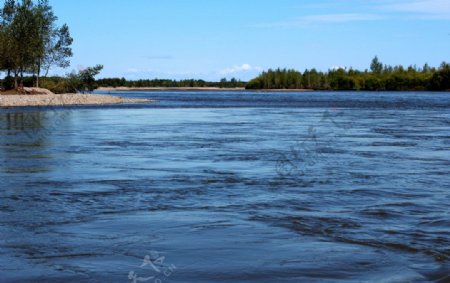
[0,93,153,108]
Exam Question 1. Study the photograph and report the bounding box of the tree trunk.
[18,68,24,92]
[36,59,41,88]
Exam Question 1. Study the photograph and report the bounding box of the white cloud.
[253,1,450,30]
[382,0,450,19]
[219,64,262,75]
[303,13,383,23]
[126,68,139,74]
[254,13,382,28]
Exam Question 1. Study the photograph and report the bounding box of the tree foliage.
[246,68,302,89]
[246,57,450,91]
[67,65,104,93]
[370,56,383,74]
[428,63,450,91]
[96,77,246,89]
[0,0,73,89]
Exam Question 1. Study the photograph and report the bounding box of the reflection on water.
[0,91,449,282]
[1,110,73,140]
[0,111,74,175]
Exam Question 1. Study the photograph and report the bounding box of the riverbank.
[0,93,153,108]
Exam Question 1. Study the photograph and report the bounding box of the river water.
[0,91,449,282]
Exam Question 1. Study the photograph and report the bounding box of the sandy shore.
[0,93,153,108]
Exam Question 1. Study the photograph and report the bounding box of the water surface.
[0,91,449,282]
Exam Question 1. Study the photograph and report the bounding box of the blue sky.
[49,0,449,80]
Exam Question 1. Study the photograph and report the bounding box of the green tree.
[428,62,450,91]
[33,0,73,87]
[8,0,41,88]
[70,64,104,93]
[0,0,72,89]
[370,56,383,74]
[0,0,17,82]
[42,23,73,77]
[246,68,302,90]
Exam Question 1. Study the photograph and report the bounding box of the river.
[0,91,449,282]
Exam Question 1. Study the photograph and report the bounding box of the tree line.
[0,0,73,89]
[96,77,247,89]
[246,57,450,91]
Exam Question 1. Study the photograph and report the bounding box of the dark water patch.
[96,141,154,148]
[0,166,51,174]
[216,154,260,162]
[419,219,450,227]
[360,208,403,218]
[316,146,348,154]
[371,141,419,147]
[201,177,242,184]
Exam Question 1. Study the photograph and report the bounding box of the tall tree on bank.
[42,23,73,78]
[35,0,73,86]
[370,56,383,74]
[0,0,73,89]
[1,0,17,87]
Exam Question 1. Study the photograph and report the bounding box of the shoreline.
[97,87,314,92]
[0,93,153,108]
[97,87,449,93]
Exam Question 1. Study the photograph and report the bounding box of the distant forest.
[246,57,450,91]
[2,57,449,93]
[97,57,450,91]
[96,78,247,89]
